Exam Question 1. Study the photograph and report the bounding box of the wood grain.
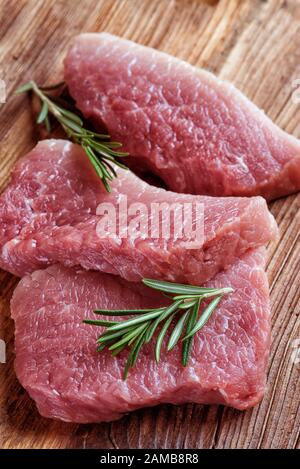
[0,0,299,449]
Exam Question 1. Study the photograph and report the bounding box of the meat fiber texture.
[11,248,270,423]
[64,33,300,200]
[0,140,277,282]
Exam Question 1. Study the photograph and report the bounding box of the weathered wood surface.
[0,0,299,449]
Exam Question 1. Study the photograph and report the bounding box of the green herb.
[83,278,233,379]
[15,80,128,192]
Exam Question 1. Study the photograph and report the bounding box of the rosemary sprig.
[15,80,128,192]
[83,278,233,379]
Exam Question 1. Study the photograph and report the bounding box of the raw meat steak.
[11,248,270,423]
[64,33,300,200]
[0,140,277,281]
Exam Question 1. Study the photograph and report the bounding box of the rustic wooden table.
[0,0,299,449]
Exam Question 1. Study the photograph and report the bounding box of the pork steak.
[11,248,270,423]
[64,33,300,200]
[0,140,277,281]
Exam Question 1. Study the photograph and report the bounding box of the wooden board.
[0,0,299,449]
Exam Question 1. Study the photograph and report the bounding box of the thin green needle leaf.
[83,145,104,178]
[91,150,127,166]
[123,346,137,380]
[60,116,84,134]
[57,107,83,126]
[177,300,197,309]
[89,131,111,139]
[142,278,218,296]
[87,140,115,155]
[144,317,162,343]
[82,144,114,191]
[200,287,234,299]
[97,343,110,352]
[15,82,33,94]
[167,310,189,351]
[182,299,200,366]
[87,156,104,179]
[101,159,118,178]
[94,308,157,316]
[173,292,216,300]
[105,310,163,333]
[98,161,114,181]
[129,337,145,367]
[155,312,177,363]
[36,101,49,124]
[105,142,123,149]
[162,292,174,300]
[184,296,223,340]
[105,149,129,158]
[88,139,128,157]
[96,338,117,351]
[82,319,117,327]
[127,329,148,373]
[102,176,112,193]
[103,157,129,171]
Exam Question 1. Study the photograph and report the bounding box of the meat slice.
[64,33,300,200]
[0,140,277,281]
[11,248,270,423]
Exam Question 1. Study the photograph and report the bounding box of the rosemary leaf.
[82,319,117,327]
[56,106,84,125]
[167,310,189,351]
[36,101,48,124]
[105,310,163,333]
[94,308,158,316]
[101,159,118,179]
[177,300,197,309]
[143,278,217,295]
[183,296,223,340]
[155,312,177,362]
[129,333,147,367]
[15,82,34,94]
[124,333,147,380]
[182,299,200,366]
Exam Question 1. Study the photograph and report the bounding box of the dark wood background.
[0,0,299,449]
